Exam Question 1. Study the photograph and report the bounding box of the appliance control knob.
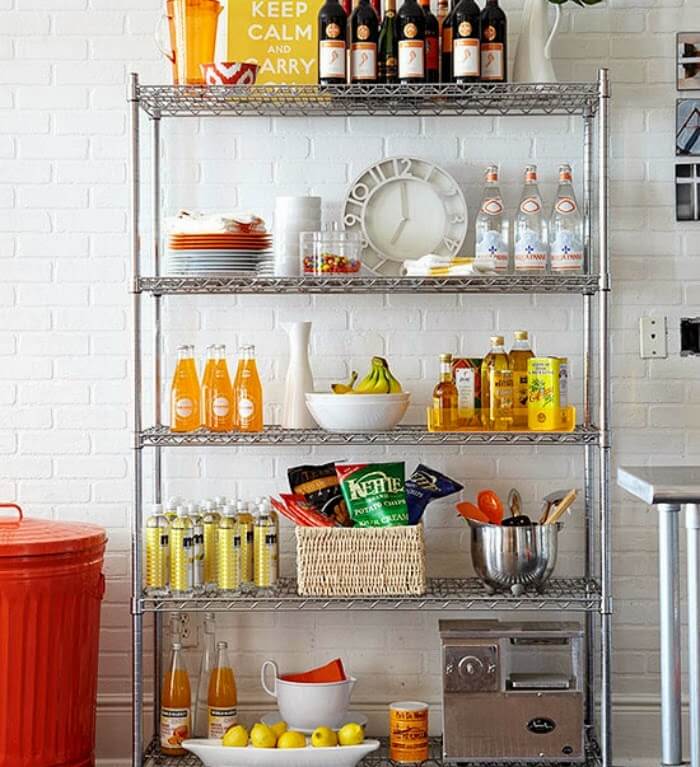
[458,655,484,678]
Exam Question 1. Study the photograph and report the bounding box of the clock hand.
[400,181,409,220]
[390,217,407,245]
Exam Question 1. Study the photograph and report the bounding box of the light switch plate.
[640,316,668,359]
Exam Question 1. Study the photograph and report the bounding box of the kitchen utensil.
[200,61,258,85]
[439,620,585,763]
[476,490,504,524]
[456,501,490,525]
[305,392,410,432]
[261,711,367,734]
[538,489,569,524]
[545,488,578,526]
[300,229,362,275]
[261,659,356,731]
[468,519,560,595]
[182,739,380,767]
[502,488,531,527]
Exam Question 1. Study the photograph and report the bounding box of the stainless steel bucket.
[468,521,560,596]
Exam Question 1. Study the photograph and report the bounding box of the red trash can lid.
[0,504,107,557]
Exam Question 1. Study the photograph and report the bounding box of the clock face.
[343,157,469,275]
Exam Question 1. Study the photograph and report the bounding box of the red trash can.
[0,503,107,767]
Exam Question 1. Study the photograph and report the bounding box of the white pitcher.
[512,0,562,83]
[281,321,316,429]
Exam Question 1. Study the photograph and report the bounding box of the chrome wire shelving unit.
[129,71,612,767]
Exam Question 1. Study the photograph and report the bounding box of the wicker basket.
[295,525,426,597]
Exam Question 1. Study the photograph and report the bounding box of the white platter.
[182,739,380,767]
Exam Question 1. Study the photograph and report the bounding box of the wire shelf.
[139,425,600,448]
[143,736,602,766]
[135,82,600,119]
[141,576,601,613]
[138,274,600,296]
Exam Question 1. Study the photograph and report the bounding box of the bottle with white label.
[207,344,234,432]
[208,641,238,739]
[514,164,548,273]
[170,345,200,433]
[451,0,480,82]
[549,163,584,273]
[397,0,426,83]
[233,345,263,432]
[160,642,191,756]
[350,0,379,83]
[318,0,348,84]
[480,0,506,81]
[474,164,510,272]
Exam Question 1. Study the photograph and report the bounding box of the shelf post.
[128,72,145,767]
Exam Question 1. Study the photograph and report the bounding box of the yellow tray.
[426,406,577,433]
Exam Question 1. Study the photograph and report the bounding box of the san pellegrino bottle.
[451,0,480,83]
[145,503,169,596]
[509,330,534,429]
[318,0,348,84]
[160,642,191,755]
[550,163,584,273]
[514,164,548,273]
[474,164,509,272]
[350,0,379,83]
[397,0,426,83]
[194,612,216,737]
[421,0,440,82]
[207,641,238,739]
[378,0,399,83]
[169,506,193,596]
[480,0,506,81]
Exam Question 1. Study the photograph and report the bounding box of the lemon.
[250,722,277,749]
[270,721,288,739]
[277,731,307,749]
[222,724,249,748]
[311,726,338,748]
[338,722,364,747]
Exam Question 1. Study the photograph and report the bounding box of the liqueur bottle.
[421,0,440,83]
[451,0,480,83]
[397,0,426,83]
[440,0,453,82]
[350,0,380,83]
[318,0,348,84]
[480,0,506,81]
[378,0,399,83]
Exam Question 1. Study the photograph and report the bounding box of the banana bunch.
[331,357,402,394]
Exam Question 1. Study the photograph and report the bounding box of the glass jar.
[300,229,362,276]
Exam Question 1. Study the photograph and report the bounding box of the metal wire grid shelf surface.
[143,737,602,766]
[140,425,600,448]
[138,275,600,296]
[141,577,601,613]
[135,82,600,118]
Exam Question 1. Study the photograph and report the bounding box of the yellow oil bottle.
[510,330,534,429]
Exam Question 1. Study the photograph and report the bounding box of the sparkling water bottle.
[514,164,548,273]
[474,164,510,272]
[550,163,584,273]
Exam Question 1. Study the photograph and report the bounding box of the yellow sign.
[227,0,325,84]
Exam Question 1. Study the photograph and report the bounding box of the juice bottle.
[480,335,511,429]
[217,503,241,594]
[187,502,205,594]
[210,345,234,432]
[201,345,217,429]
[202,500,221,593]
[510,330,534,429]
[160,641,191,756]
[432,353,459,429]
[207,641,238,739]
[170,345,201,432]
[254,506,278,589]
[237,500,254,587]
[233,345,263,432]
[165,496,183,524]
[169,506,194,596]
[194,612,216,737]
[145,503,169,596]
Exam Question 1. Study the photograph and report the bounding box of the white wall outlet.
[172,614,197,648]
[639,316,668,359]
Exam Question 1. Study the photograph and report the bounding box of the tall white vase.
[281,321,316,429]
[512,0,562,83]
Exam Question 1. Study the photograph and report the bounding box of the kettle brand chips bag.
[405,464,464,525]
[287,462,351,526]
[336,462,409,528]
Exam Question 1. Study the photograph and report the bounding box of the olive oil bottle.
[510,330,534,428]
[480,335,512,430]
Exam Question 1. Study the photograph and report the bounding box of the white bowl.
[305,392,411,432]
[182,739,380,767]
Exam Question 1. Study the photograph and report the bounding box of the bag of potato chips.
[336,462,409,527]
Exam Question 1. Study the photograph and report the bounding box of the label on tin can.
[390,702,429,763]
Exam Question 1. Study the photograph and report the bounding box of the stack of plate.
[166,231,272,276]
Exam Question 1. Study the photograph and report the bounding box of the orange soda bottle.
[170,345,201,432]
[209,345,234,432]
[201,344,217,428]
[207,640,238,739]
[233,345,263,432]
[160,641,191,756]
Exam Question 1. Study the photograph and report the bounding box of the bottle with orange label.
[170,345,201,432]
[206,345,234,432]
[451,0,480,83]
[233,345,263,432]
[207,641,238,739]
[160,642,191,756]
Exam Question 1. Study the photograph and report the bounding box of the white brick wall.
[3,0,700,763]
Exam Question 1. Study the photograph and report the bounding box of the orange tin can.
[389,701,429,763]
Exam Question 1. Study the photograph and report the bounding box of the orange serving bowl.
[200,61,258,85]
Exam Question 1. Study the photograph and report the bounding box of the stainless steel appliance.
[439,620,585,763]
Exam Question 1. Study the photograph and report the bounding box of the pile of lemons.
[222,721,364,749]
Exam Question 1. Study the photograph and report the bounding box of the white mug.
[260,660,356,731]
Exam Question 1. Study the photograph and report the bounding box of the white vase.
[512,0,562,83]
[281,321,316,429]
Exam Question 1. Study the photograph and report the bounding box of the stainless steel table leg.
[687,503,700,767]
[659,503,683,766]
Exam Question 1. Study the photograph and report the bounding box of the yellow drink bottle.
[165,496,182,524]
[145,503,169,596]
[170,506,194,596]
[236,500,254,587]
[233,345,263,432]
[217,504,241,593]
[187,502,205,595]
[170,345,201,432]
[207,641,238,739]
[160,642,191,756]
[480,335,510,429]
[510,330,534,429]
[202,500,221,593]
[254,506,278,589]
[201,344,217,429]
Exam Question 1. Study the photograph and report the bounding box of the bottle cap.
[214,495,227,505]
[524,165,537,182]
[514,330,529,340]
[222,504,236,516]
[217,641,228,649]
[203,500,215,511]
[491,335,505,345]
[152,503,163,513]
[167,496,182,509]
[176,506,188,518]
[172,642,182,650]
[485,164,499,182]
[440,353,453,362]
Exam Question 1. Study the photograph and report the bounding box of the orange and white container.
[389,701,429,763]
